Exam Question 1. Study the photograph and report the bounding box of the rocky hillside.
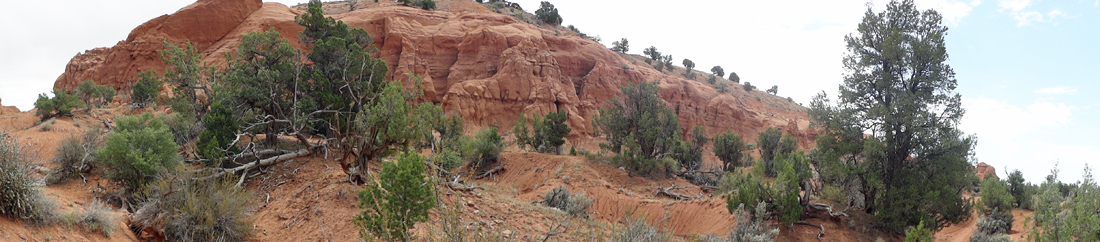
[52,0,814,147]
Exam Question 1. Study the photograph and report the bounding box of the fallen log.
[656,185,698,200]
[474,165,505,179]
[809,203,850,217]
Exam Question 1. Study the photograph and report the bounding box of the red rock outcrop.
[52,0,815,147]
[0,97,19,115]
[976,162,997,180]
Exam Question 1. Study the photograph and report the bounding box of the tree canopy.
[810,0,973,233]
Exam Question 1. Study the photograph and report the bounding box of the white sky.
[1,0,1096,184]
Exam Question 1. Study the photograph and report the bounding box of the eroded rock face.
[0,97,19,115]
[52,0,815,148]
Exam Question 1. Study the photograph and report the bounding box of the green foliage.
[742,82,755,92]
[975,208,1013,235]
[542,185,592,217]
[157,113,201,145]
[755,127,796,177]
[296,0,388,137]
[196,102,239,167]
[672,126,708,171]
[724,170,770,213]
[0,132,59,225]
[34,89,83,119]
[75,80,116,109]
[535,1,562,25]
[715,81,729,93]
[352,80,433,169]
[774,152,810,226]
[713,130,746,171]
[159,41,211,119]
[220,28,301,144]
[710,66,725,78]
[1029,164,1100,242]
[809,0,974,232]
[728,202,779,242]
[766,85,778,95]
[131,71,162,107]
[1006,169,1035,210]
[682,59,695,75]
[593,81,683,177]
[903,220,934,242]
[98,113,179,193]
[514,111,571,154]
[978,176,1013,214]
[611,38,629,53]
[136,169,253,242]
[643,46,661,61]
[468,127,504,170]
[356,152,436,241]
[729,72,740,83]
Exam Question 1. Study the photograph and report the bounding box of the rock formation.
[0,97,19,115]
[53,0,815,147]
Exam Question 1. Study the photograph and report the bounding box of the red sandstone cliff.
[0,98,19,115]
[52,0,814,147]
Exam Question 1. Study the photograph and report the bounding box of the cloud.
[961,97,1074,141]
[918,0,980,26]
[1034,86,1078,94]
[961,97,1087,183]
[997,0,1063,26]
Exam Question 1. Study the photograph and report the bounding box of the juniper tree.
[810,0,974,232]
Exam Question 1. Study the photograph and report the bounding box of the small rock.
[494,219,504,224]
[502,230,513,237]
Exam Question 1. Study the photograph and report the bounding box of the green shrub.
[612,217,670,242]
[514,110,571,154]
[34,89,83,119]
[47,129,103,184]
[431,149,463,172]
[978,176,1013,214]
[975,208,1013,235]
[135,169,253,242]
[969,232,1012,242]
[903,220,934,242]
[78,199,116,237]
[729,72,740,83]
[724,170,769,213]
[196,102,238,166]
[98,113,179,193]
[467,127,504,171]
[75,80,116,109]
[131,71,162,107]
[766,85,778,95]
[742,82,755,92]
[611,38,629,53]
[0,132,58,225]
[542,185,592,217]
[672,126,708,172]
[535,1,562,25]
[820,184,844,202]
[158,113,201,146]
[756,127,796,177]
[729,202,778,242]
[713,130,746,171]
[682,59,695,75]
[356,152,436,241]
[710,66,725,78]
